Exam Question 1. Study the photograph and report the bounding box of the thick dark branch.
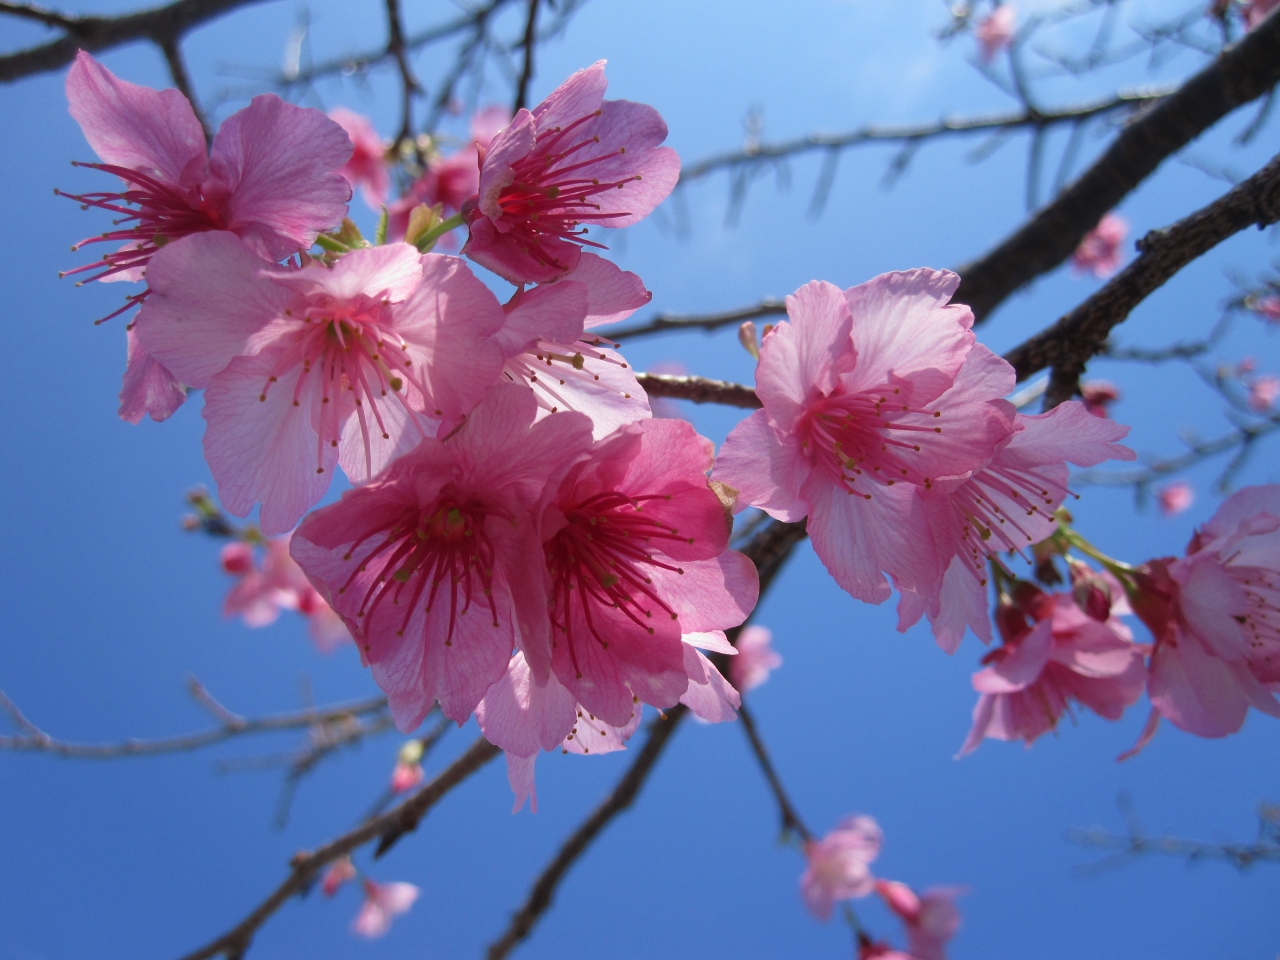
[679,89,1170,183]
[636,372,761,409]
[0,0,274,84]
[1003,149,1280,408]
[0,1,75,28]
[484,518,807,960]
[511,0,537,112]
[484,706,688,960]
[605,297,787,341]
[956,12,1280,322]
[0,685,388,759]
[178,736,500,960]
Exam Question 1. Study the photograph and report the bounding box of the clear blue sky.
[2,2,1278,958]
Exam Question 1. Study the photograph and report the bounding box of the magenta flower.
[352,878,419,938]
[62,53,352,421]
[730,625,782,693]
[876,880,963,960]
[1248,373,1280,411]
[461,62,680,284]
[291,385,594,727]
[1130,485,1280,741]
[957,584,1146,755]
[137,238,508,533]
[1071,212,1128,279]
[714,271,1014,606]
[1079,380,1120,418]
[900,399,1133,652]
[330,108,390,209]
[800,815,882,920]
[499,252,654,438]
[542,417,758,726]
[1156,481,1194,517]
[975,5,1015,62]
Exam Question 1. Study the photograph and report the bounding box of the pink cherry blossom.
[714,270,1015,607]
[730,625,782,692]
[1251,295,1280,323]
[975,5,1016,62]
[390,760,424,793]
[62,53,352,422]
[291,385,594,728]
[1245,0,1279,28]
[900,399,1134,652]
[499,252,655,439]
[330,107,390,208]
[1248,374,1280,411]
[321,857,356,897]
[1130,485,1280,741]
[957,584,1146,755]
[876,881,963,960]
[1080,380,1119,418]
[1071,212,1128,279]
[352,878,419,938]
[137,238,508,533]
[1157,481,1194,517]
[462,62,680,284]
[387,105,511,239]
[800,815,882,920]
[541,417,758,726]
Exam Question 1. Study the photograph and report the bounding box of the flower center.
[800,387,945,496]
[337,499,499,645]
[546,491,689,677]
[494,111,643,270]
[953,465,1066,586]
[58,162,224,322]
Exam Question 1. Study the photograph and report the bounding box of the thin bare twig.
[636,372,761,409]
[158,34,209,136]
[383,0,421,152]
[177,736,501,960]
[737,702,811,842]
[606,297,787,342]
[511,0,538,112]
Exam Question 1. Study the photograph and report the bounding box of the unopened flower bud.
[390,760,424,794]
[321,857,356,897]
[738,321,760,360]
[220,541,255,576]
[397,738,424,765]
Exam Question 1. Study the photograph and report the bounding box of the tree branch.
[605,297,787,342]
[511,0,538,112]
[177,735,501,960]
[0,0,275,84]
[384,0,420,151]
[636,372,761,409]
[955,11,1280,323]
[0,684,389,759]
[158,33,208,137]
[737,701,811,842]
[1002,149,1280,408]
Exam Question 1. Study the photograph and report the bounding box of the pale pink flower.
[1130,485,1280,741]
[876,880,963,960]
[352,879,419,938]
[1251,295,1280,323]
[730,625,782,692]
[1248,374,1280,411]
[958,584,1146,755]
[975,5,1016,62]
[136,240,507,533]
[714,271,1015,607]
[390,760,424,793]
[542,417,758,726]
[1071,213,1128,279]
[800,815,882,920]
[290,385,594,727]
[1080,380,1120,418]
[899,400,1134,652]
[1157,481,1194,517]
[329,107,390,208]
[321,857,356,897]
[387,105,511,239]
[496,252,654,439]
[462,62,680,284]
[62,52,351,423]
[1245,0,1280,28]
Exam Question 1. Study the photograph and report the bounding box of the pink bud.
[738,321,760,360]
[321,857,356,897]
[1156,481,1194,517]
[390,761,424,794]
[219,542,255,576]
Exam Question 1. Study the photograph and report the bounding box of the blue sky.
[2,1,1279,958]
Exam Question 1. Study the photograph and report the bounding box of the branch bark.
[955,11,1280,323]
[1003,149,1280,408]
[636,372,761,409]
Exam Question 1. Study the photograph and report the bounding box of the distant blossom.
[730,625,783,692]
[876,880,964,960]
[329,107,390,208]
[801,815,882,920]
[1156,482,1194,517]
[1080,380,1120,418]
[1248,374,1280,411]
[975,5,1016,61]
[1071,213,1128,279]
[1244,0,1280,29]
[321,857,356,897]
[1250,294,1280,323]
[352,879,419,938]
